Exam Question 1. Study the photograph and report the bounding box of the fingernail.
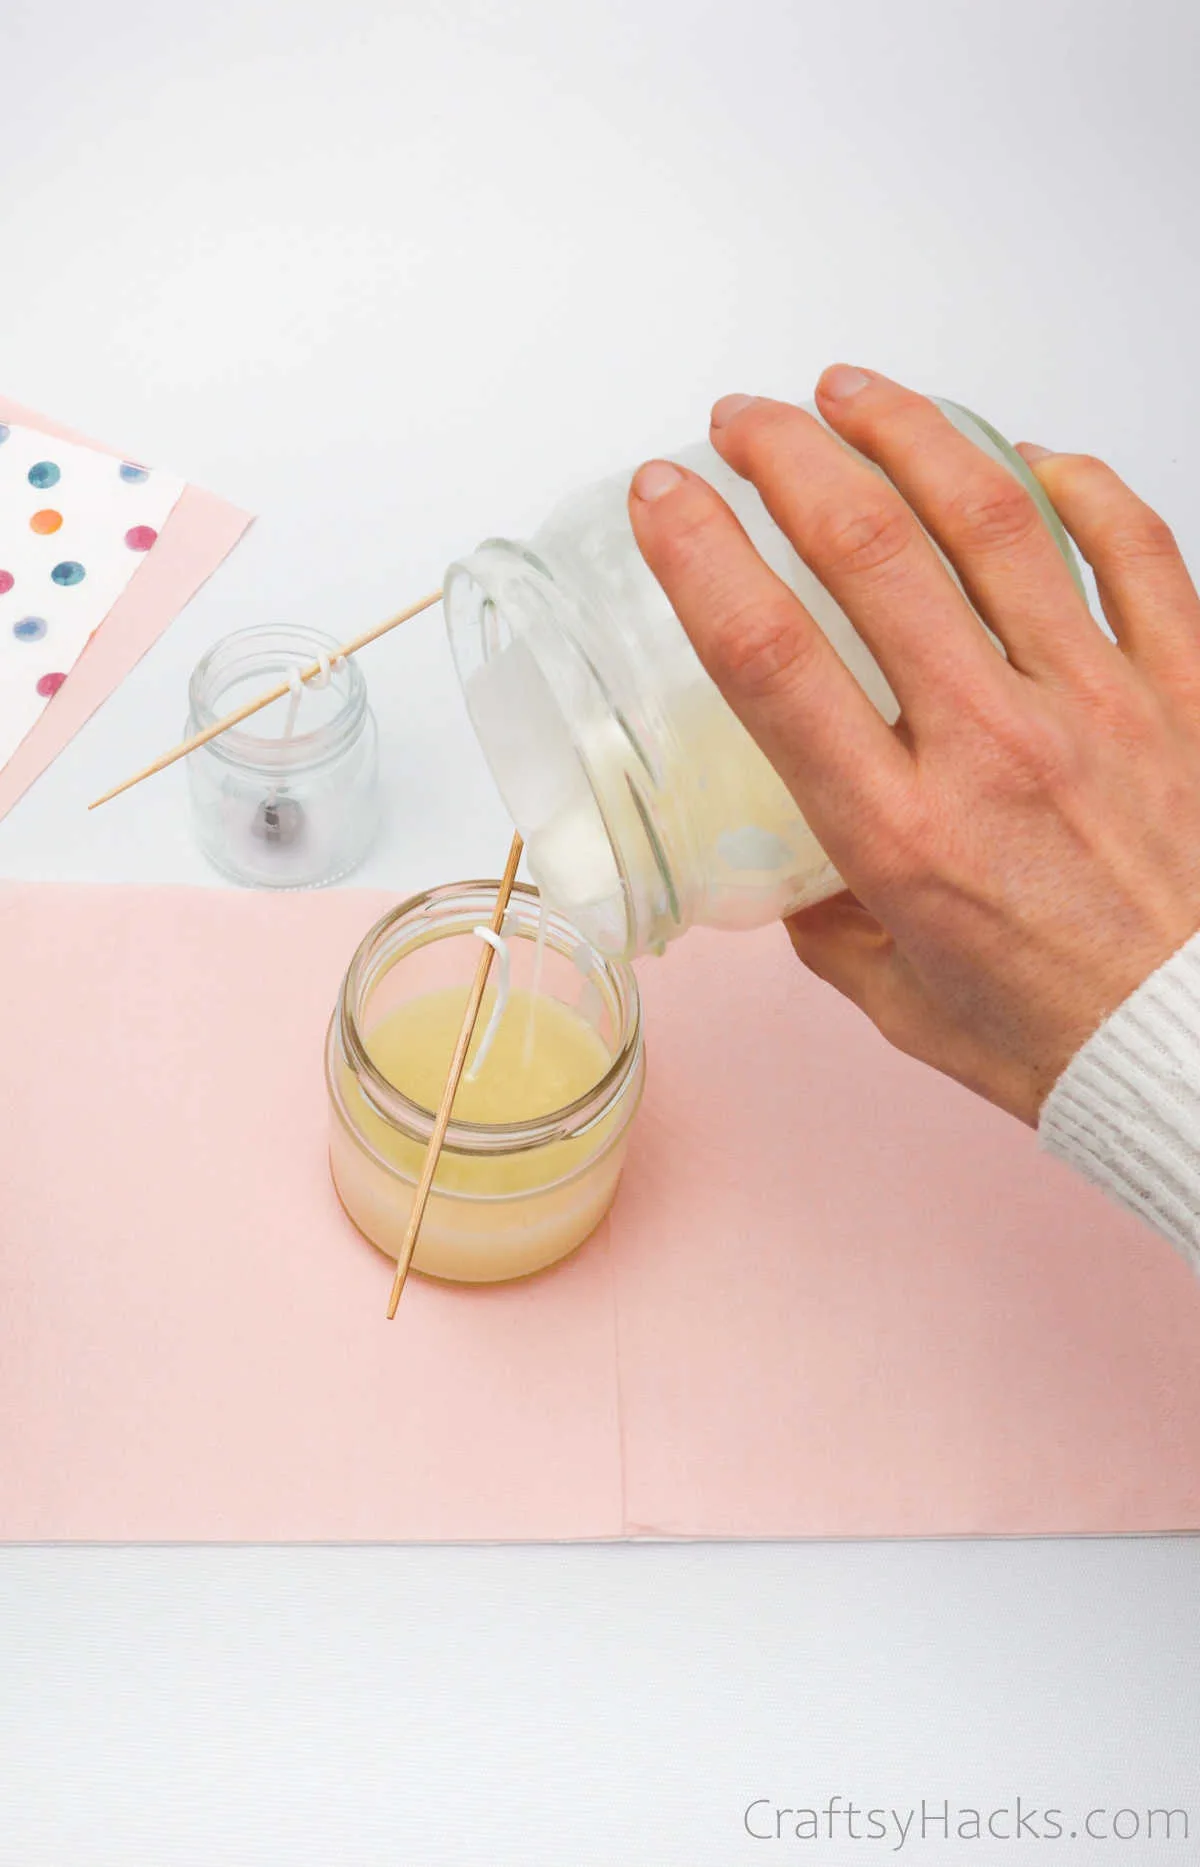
[631,460,684,502]
[710,393,758,429]
[1016,442,1055,462]
[818,364,871,400]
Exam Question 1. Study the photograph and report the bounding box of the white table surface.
[2,0,1199,1860]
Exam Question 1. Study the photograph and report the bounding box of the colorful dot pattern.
[1,434,172,716]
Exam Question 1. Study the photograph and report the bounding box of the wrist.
[1039,927,1200,1264]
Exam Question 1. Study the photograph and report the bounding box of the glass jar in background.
[326,882,645,1283]
[444,401,1085,958]
[186,625,379,888]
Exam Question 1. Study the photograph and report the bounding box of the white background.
[1,0,1199,1859]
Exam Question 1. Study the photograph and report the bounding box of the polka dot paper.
[0,421,185,771]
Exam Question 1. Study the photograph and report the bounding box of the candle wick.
[261,663,305,814]
[464,928,512,1082]
[257,651,343,833]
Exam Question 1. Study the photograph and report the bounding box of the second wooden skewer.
[88,587,444,810]
[386,830,526,1318]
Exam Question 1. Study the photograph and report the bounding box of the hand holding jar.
[629,367,1200,1131]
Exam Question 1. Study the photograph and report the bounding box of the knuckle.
[981,705,1077,794]
[1073,666,1159,749]
[946,478,1041,554]
[1046,451,1116,494]
[1064,452,1132,497]
[869,793,935,891]
[810,498,913,582]
[1050,457,1181,561]
[1052,451,1108,482]
[707,595,814,701]
[1106,506,1180,569]
[1038,451,1115,509]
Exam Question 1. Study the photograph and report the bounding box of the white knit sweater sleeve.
[1039,929,1200,1271]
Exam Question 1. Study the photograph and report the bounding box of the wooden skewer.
[386,830,525,1319]
[87,587,444,810]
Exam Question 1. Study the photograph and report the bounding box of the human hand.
[628,369,1200,1125]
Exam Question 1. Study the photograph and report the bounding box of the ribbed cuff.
[1039,929,1200,1271]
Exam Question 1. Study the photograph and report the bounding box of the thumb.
[784,892,897,1019]
[787,896,1041,1123]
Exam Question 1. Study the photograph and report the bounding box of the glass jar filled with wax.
[186,625,379,888]
[326,882,645,1283]
[444,401,1085,958]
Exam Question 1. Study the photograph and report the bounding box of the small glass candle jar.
[326,882,645,1283]
[186,625,379,888]
[443,400,1084,957]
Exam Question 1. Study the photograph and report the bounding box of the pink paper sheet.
[3,881,1200,1541]
[0,395,252,824]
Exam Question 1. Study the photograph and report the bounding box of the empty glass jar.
[444,400,1084,957]
[186,625,379,888]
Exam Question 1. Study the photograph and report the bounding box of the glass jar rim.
[444,544,678,957]
[188,623,368,773]
[330,880,645,1156]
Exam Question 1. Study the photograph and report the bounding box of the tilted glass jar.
[444,401,1084,958]
[186,624,379,889]
[326,882,645,1283]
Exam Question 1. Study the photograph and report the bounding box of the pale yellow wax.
[328,984,641,1283]
[527,685,843,952]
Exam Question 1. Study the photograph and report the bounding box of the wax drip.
[253,651,340,846]
[465,926,512,1082]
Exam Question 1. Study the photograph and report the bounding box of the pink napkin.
[0,395,252,824]
[2,880,1199,1540]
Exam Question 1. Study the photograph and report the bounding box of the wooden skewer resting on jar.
[385,830,526,1317]
[87,588,444,809]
